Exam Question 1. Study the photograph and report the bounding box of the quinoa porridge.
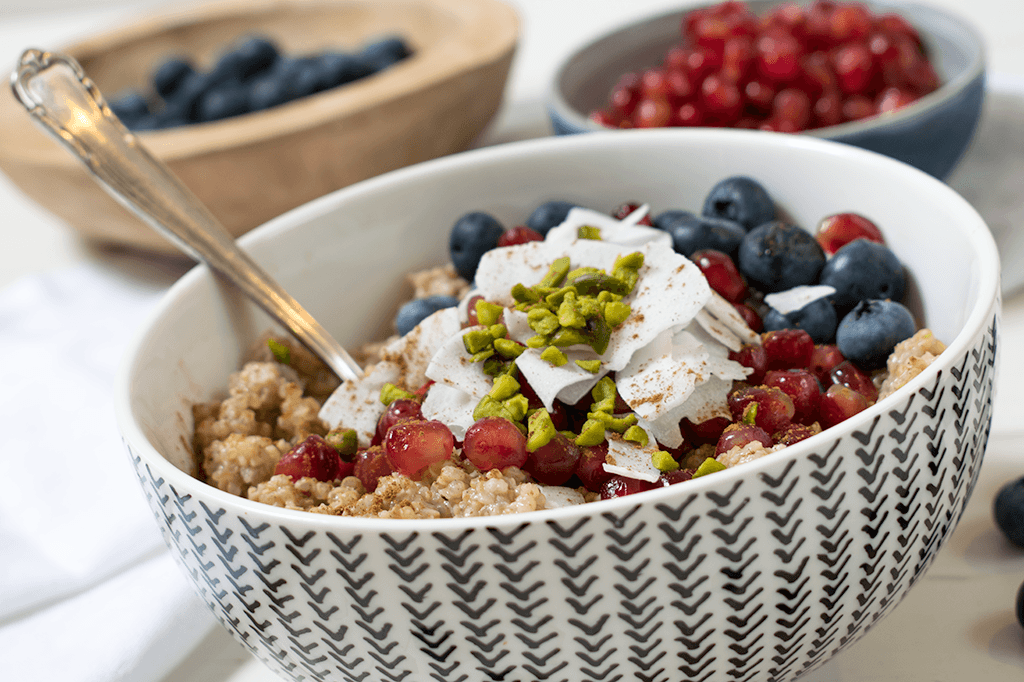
[191,183,945,519]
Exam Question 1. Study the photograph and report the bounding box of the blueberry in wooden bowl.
[547,0,985,179]
[117,128,999,682]
[0,0,518,255]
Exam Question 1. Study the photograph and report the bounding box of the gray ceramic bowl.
[548,1,985,179]
[118,130,999,682]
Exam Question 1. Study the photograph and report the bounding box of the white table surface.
[1,1,1022,680]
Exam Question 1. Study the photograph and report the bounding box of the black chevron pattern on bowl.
[126,313,997,682]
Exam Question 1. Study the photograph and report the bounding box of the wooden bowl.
[0,0,519,254]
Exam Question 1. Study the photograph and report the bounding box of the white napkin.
[0,262,217,681]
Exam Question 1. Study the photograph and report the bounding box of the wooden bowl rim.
[0,0,519,163]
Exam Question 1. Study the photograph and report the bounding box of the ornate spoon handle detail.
[12,49,363,382]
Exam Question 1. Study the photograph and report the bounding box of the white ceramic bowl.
[117,129,1000,682]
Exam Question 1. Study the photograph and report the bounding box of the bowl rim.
[546,0,986,138]
[115,128,1000,534]
[1,0,519,163]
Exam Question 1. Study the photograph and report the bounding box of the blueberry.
[819,239,906,308]
[994,476,1024,548]
[702,176,775,231]
[395,295,459,336]
[232,36,279,80]
[248,74,291,110]
[449,212,504,281]
[198,85,250,122]
[161,71,215,122]
[152,57,195,98]
[361,36,412,72]
[835,299,915,369]
[764,297,838,344]
[318,52,374,88]
[654,210,746,258]
[108,91,150,124]
[737,221,826,293]
[526,200,578,236]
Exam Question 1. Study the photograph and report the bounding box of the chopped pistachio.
[539,256,571,288]
[540,346,568,366]
[482,356,508,376]
[577,225,602,240]
[489,373,520,401]
[741,402,758,425]
[527,307,560,336]
[494,338,525,359]
[476,300,504,327]
[488,324,508,341]
[597,290,623,304]
[557,292,586,328]
[623,424,648,446]
[693,457,727,478]
[464,328,494,354]
[550,328,587,347]
[526,409,557,452]
[592,376,617,405]
[603,300,632,328]
[584,315,612,355]
[652,450,679,472]
[576,295,601,318]
[470,348,495,363]
[503,394,530,422]
[325,427,358,457]
[611,251,644,293]
[380,383,416,406]
[589,411,637,433]
[526,334,549,349]
[575,359,602,374]
[511,283,541,305]
[567,266,601,280]
[267,338,291,365]
[575,419,607,447]
[473,395,503,421]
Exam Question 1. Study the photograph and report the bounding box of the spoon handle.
[12,49,363,382]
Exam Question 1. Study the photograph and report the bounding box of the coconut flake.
[420,382,477,441]
[379,306,462,389]
[764,285,836,315]
[603,432,662,482]
[514,347,607,411]
[701,291,761,347]
[424,328,493,400]
[540,486,586,508]
[545,206,670,249]
[318,362,401,447]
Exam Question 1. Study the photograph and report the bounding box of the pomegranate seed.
[819,384,869,428]
[464,294,484,327]
[816,212,885,255]
[375,399,423,443]
[730,342,769,384]
[813,89,843,127]
[772,87,812,130]
[525,431,582,486]
[612,202,653,224]
[728,385,795,433]
[842,94,875,121]
[633,97,673,128]
[762,328,815,369]
[721,37,755,82]
[666,69,696,100]
[701,73,743,120]
[733,302,763,332]
[765,368,821,424]
[275,434,343,482]
[600,475,660,500]
[384,419,454,477]
[756,32,802,83]
[833,42,875,95]
[354,445,393,492]
[664,45,690,72]
[829,359,879,403]
[799,51,837,95]
[828,4,872,43]
[462,417,528,470]
[688,47,724,81]
[744,79,776,112]
[810,344,846,384]
[875,13,921,46]
[716,422,773,456]
[876,86,917,113]
[498,225,544,247]
[692,249,748,302]
[589,109,618,128]
[673,102,703,126]
[576,443,613,491]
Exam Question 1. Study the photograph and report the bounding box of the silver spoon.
[12,49,363,382]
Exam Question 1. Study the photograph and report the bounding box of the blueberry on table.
[526,200,578,236]
[737,220,826,292]
[395,295,460,336]
[361,36,412,72]
[152,57,195,98]
[702,176,775,231]
[994,476,1024,548]
[819,238,906,308]
[835,299,915,369]
[450,211,505,281]
[654,211,745,257]
[764,297,838,344]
